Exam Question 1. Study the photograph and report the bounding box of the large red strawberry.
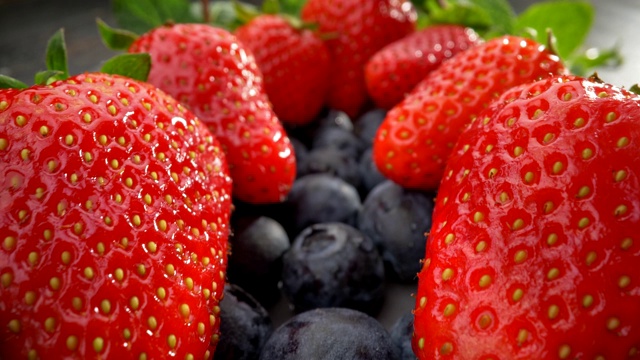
[412,75,640,358]
[235,14,331,126]
[0,67,233,358]
[127,23,296,204]
[365,25,482,110]
[301,0,417,118]
[373,35,567,191]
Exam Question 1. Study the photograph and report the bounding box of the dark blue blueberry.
[358,147,387,198]
[284,109,353,148]
[354,108,386,147]
[358,180,435,282]
[311,125,364,159]
[227,216,290,307]
[389,312,416,360]
[214,284,273,360]
[281,222,385,315]
[259,307,399,360]
[316,109,354,132]
[297,147,360,188]
[289,137,309,170]
[285,174,361,238]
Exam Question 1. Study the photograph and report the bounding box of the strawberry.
[412,75,640,358]
[365,25,482,110]
[0,71,232,358]
[235,14,331,126]
[301,0,417,118]
[373,35,567,191]
[128,23,296,204]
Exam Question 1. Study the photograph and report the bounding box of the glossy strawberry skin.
[129,24,296,204]
[365,25,482,110]
[412,75,640,359]
[0,73,232,359]
[235,14,331,126]
[373,36,567,191]
[301,0,417,118]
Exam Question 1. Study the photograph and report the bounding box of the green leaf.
[97,18,139,51]
[194,1,243,30]
[262,0,281,15]
[465,0,515,35]
[45,29,69,78]
[34,70,65,85]
[629,84,640,95]
[112,0,196,34]
[100,53,151,82]
[418,0,515,36]
[0,75,28,89]
[568,45,623,76]
[423,0,493,33]
[233,0,261,24]
[515,1,594,60]
[279,0,306,16]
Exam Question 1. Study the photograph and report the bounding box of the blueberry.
[214,284,273,360]
[389,312,416,360]
[358,148,387,198]
[358,180,435,282]
[285,109,353,148]
[285,174,361,237]
[297,147,360,188]
[259,307,399,360]
[316,109,354,132]
[289,137,309,169]
[311,125,364,159]
[227,216,290,307]
[281,222,385,315]
[354,108,386,147]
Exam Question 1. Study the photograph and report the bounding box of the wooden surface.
[1,0,639,332]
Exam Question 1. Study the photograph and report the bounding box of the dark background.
[0,0,638,87]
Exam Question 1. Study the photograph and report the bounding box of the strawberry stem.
[202,0,210,24]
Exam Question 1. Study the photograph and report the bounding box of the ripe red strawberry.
[365,25,482,110]
[235,14,331,126]
[0,73,232,358]
[412,75,640,358]
[301,0,417,118]
[128,23,296,204]
[373,35,567,191]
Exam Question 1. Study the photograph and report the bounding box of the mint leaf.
[45,29,69,78]
[112,0,195,34]
[97,18,139,51]
[515,1,594,60]
[630,84,640,95]
[0,75,28,89]
[34,70,65,85]
[100,53,151,82]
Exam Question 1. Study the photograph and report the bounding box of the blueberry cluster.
[218,109,435,359]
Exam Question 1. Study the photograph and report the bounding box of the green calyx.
[0,28,151,90]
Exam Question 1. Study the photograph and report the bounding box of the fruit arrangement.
[1,0,638,359]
